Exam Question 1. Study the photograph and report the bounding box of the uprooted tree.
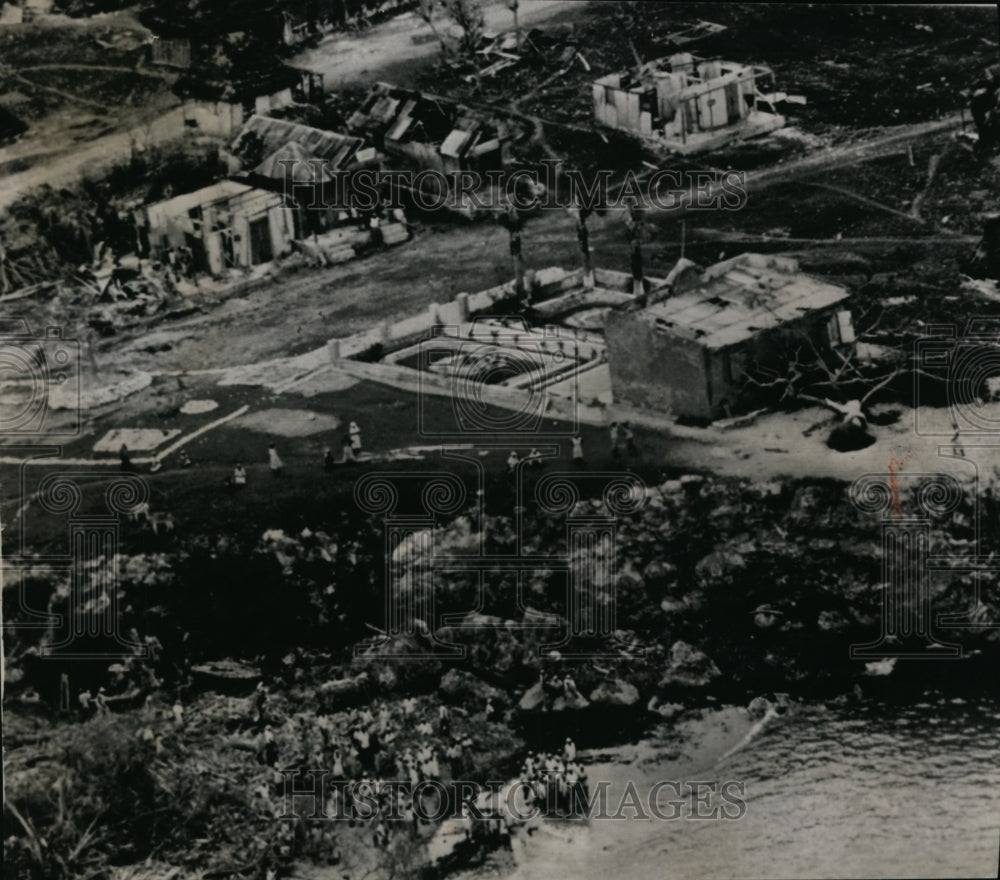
[416,0,449,55]
[615,1,650,67]
[441,0,485,88]
[740,313,907,450]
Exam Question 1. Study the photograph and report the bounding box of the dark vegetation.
[1,145,225,273]
[6,455,1000,878]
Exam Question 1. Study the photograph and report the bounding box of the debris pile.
[969,64,1000,153]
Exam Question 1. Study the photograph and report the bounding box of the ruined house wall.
[151,39,192,69]
[592,80,650,135]
[604,310,713,419]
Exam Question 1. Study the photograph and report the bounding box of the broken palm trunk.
[970,65,1000,153]
[625,203,645,299]
[968,214,1000,279]
[503,204,528,305]
[571,203,595,288]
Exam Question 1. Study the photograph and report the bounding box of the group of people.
[247,691,501,860]
[73,628,166,720]
[504,425,639,475]
[224,421,365,489]
[609,422,638,458]
[517,739,590,818]
[324,421,364,470]
[505,435,587,473]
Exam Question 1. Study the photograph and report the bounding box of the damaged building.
[170,65,322,143]
[604,253,854,420]
[592,53,787,154]
[228,114,364,181]
[348,82,508,176]
[135,181,295,275]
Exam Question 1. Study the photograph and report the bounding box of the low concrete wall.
[331,359,606,427]
[327,272,530,362]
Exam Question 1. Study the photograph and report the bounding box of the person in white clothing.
[268,445,283,477]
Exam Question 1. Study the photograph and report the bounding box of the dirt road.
[0,103,186,212]
[288,0,586,88]
[0,0,584,214]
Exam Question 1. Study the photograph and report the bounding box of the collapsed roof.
[636,253,851,350]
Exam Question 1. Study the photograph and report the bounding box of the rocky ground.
[5,431,1000,878]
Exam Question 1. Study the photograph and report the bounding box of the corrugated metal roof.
[255,141,337,181]
[640,253,849,350]
[233,116,362,170]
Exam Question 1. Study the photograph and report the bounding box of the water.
[496,697,1000,880]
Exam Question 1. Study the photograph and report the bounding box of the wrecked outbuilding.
[135,181,295,275]
[228,114,364,180]
[348,82,508,175]
[604,253,854,420]
[592,53,787,154]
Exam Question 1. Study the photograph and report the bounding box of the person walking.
[323,447,334,471]
[507,451,520,472]
[609,422,621,458]
[563,737,576,762]
[622,422,638,457]
[59,672,70,713]
[268,445,284,477]
[571,435,584,468]
[119,443,132,472]
[349,421,362,454]
[232,463,247,488]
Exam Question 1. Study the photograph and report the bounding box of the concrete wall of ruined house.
[604,311,714,419]
[604,306,848,420]
[592,82,652,136]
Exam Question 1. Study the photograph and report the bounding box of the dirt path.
[0,103,185,211]
[607,115,968,223]
[744,115,966,192]
[288,0,585,88]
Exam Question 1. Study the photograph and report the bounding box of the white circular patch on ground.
[235,408,341,438]
[181,400,220,415]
